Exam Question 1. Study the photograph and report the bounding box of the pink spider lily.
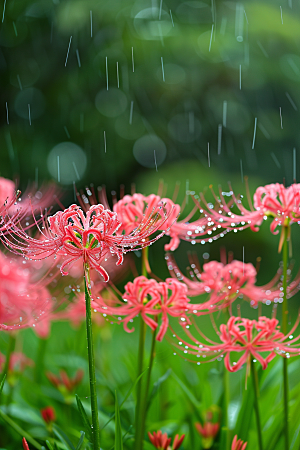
[231,435,247,450]
[193,182,300,251]
[148,430,185,450]
[0,351,34,373]
[2,202,175,281]
[0,252,53,331]
[41,406,56,424]
[76,185,220,252]
[166,254,300,311]
[46,369,84,392]
[92,276,191,341]
[195,421,220,449]
[171,315,300,373]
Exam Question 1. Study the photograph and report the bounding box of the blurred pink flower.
[46,369,84,392]
[0,251,53,332]
[148,430,185,450]
[167,255,300,311]
[194,182,300,251]
[4,203,174,281]
[0,351,34,373]
[195,421,220,439]
[93,276,190,341]
[41,406,56,424]
[173,315,300,372]
[231,435,247,450]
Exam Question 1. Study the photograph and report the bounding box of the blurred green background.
[2,0,300,275]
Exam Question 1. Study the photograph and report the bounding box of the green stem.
[1,333,16,381]
[0,407,43,450]
[84,266,101,450]
[134,318,146,450]
[224,369,231,450]
[35,337,48,383]
[250,359,263,450]
[134,247,149,450]
[140,325,157,443]
[282,227,289,450]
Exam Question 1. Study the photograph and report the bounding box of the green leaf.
[75,394,93,443]
[234,379,255,441]
[101,368,148,431]
[114,394,123,450]
[75,431,85,450]
[53,425,76,450]
[0,374,6,397]
[147,369,171,409]
[171,371,201,409]
[46,441,53,450]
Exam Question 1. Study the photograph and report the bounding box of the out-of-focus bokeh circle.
[133,134,167,168]
[47,142,87,185]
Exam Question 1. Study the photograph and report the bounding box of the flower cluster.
[93,276,191,341]
[148,430,185,450]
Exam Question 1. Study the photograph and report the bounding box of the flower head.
[41,406,56,424]
[231,435,247,450]
[46,369,84,393]
[173,315,300,372]
[77,186,217,251]
[22,438,30,450]
[195,421,220,448]
[0,351,34,374]
[167,254,298,311]
[4,202,175,281]
[194,182,300,251]
[93,276,190,341]
[148,431,185,450]
[0,251,52,331]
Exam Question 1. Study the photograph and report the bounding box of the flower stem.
[250,359,263,450]
[134,247,149,450]
[140,324,157,445]
[84,266,101,450]
[1,333,16,381]
[224,369,231,450]
[0,407,43,450]
[35,337,48,383]
[282,227,289,450]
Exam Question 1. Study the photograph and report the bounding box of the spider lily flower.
[193,182,300,251]
[166,254,300,311]
[195,421,220,448]
[148,430,185,450]
[0,351,34,373]
[76,186,220,252]
[3,202,174,281]
[231,435,247,450]
[0,252,53,331]
[46,369,84,393]
[172,315,300,373]
[41,406,56,424]
[92,276,191,341]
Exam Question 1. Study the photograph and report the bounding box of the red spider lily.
[172,315,300,373]
[76,186,220,252]
[193,182,300,251]
[41,406,56,424]
[22,438,30,450]
[195,421,220,448]
[195,421,220,438]
[167,255,300,311]
[46,369,84,392]
[148,430,185,449]
[92,276,191,341]
[0,251,53,331]
[231,435,247,450]
[3,203,175,281]
[0,351,34,373]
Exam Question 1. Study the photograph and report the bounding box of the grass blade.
[115,394,123,450]
[75,394,93,443]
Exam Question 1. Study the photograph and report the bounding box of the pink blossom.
[173,316,300,372]
[46,369,84,392]
[3,203,174,281]
[76,187,217,251]
[0,252,52,332]
[22,438,30,450]
[231,435,247,450]
[195,421,220,439]
[92,276,191,341]
[193,182,300,250]
[166,255,297,311]
[148,431,185,450]
[0,351,34,373]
